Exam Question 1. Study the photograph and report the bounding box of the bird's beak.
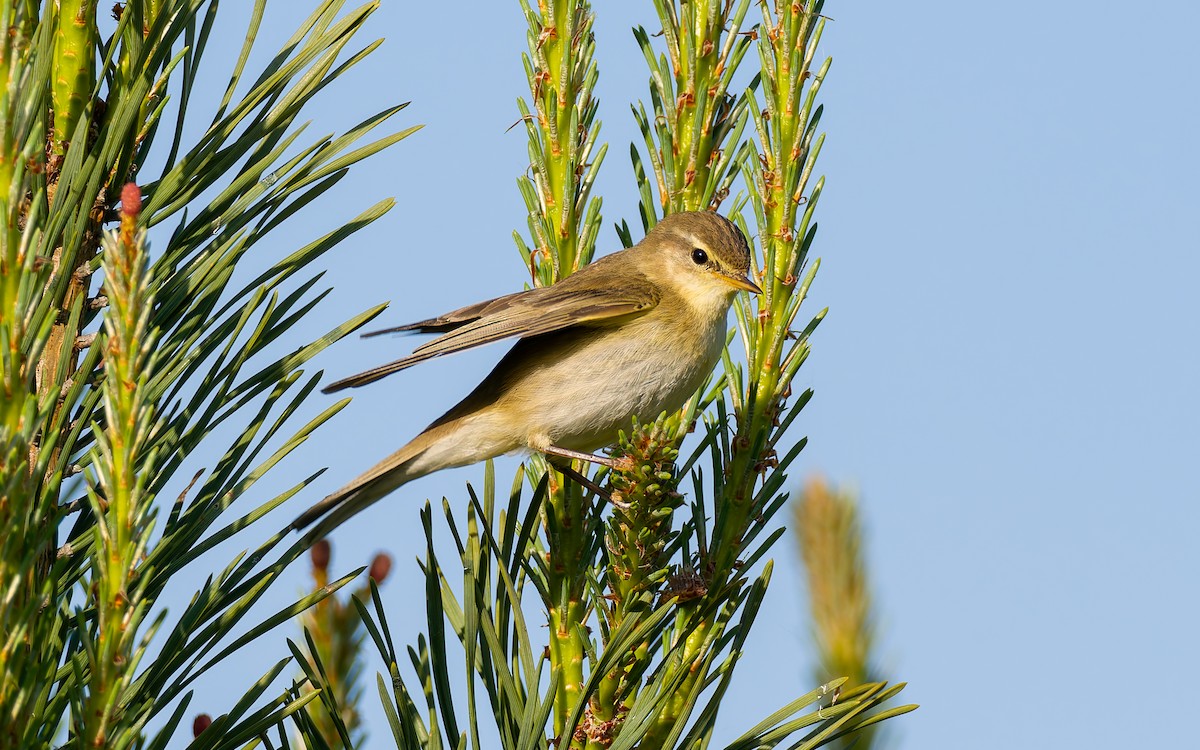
[724,272,763,295]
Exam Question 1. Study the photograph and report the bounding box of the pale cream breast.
[449,231,743,455]
[491,297,730,452]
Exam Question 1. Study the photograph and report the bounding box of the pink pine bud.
[369,553,393,583]
[120,182,141,220]
[193,714,212,737]
[310,539,331,572]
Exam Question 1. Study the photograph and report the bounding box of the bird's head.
[642,211,762,305]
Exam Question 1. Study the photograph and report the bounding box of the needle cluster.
[0,2,412,745]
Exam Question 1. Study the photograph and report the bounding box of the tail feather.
[291,431,433,533]
[290,414,509,536]
[321,357,422,393]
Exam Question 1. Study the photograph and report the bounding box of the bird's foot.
[606,490,632,510]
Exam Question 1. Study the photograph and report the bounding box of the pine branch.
[0,1,415,745]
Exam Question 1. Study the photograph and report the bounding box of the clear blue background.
[160,1,1200,747]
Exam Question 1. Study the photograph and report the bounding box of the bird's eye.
[691,248,709,265]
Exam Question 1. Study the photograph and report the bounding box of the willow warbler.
[292,211,760,532]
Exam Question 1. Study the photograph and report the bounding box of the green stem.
[715,0,827,584]
[543,469,591,746]
[549,597,587,743]
[640,2,830,742]
[518,1,602,745]
[84,199,154,746]
[638,0,750,217]
[640,616,710,747]
[0,7,52,746]
[51,0,97,155]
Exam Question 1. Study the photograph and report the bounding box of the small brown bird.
[292,211,759,533]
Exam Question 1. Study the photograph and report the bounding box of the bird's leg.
[541,444,619,468]
[540,445,639,508]
[545,458,612,501]
[542,444,638,473]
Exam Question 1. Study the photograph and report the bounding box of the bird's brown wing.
[322,273,659,393]
[360,289,531,337]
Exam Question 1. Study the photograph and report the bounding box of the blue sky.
[160,1,1200,747]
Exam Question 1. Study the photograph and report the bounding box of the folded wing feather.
[322,273,659,393]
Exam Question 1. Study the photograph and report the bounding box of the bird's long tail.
[290,420,459,536]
